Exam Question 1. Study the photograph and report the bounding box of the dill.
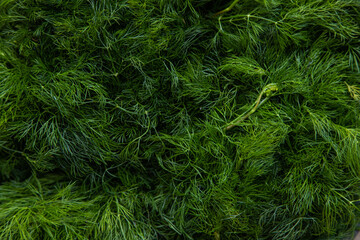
[0,0,360,239]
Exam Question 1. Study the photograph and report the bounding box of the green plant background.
[0,0,360,239]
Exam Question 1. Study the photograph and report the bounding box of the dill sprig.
[1,0,360,239]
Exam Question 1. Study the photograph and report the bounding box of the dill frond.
[1,0,360,239]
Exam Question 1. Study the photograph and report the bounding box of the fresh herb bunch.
[1,0,360,239]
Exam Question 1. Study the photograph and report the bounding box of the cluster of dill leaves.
[0,0,360,239]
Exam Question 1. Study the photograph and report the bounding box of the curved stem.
[224,83,278,131]
[213,0,241,17]
[225,94,267,131]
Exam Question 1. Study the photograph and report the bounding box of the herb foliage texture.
[1,0,360,239]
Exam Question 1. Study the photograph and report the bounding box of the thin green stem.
[213,0,241,17]
[225,83,278,131]
[223,14,278,24]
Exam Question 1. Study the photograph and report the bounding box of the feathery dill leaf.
[1,0,360,239]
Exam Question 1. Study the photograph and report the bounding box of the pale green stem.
[213,0,241,17]
[224,83,278,131]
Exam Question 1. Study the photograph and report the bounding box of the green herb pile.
[1,0,360,239]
